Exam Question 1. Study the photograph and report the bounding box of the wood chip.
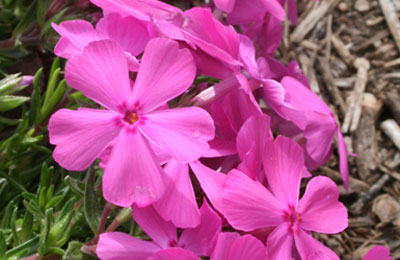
[379,0,400,54]
[291,0,340,43]
[372,194,400,226]
[381,119,400,150]
[342,58,371,133]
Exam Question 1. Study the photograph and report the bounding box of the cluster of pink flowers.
[48,0,392,259]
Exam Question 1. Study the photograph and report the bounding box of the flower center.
[123,111,138,125]
[283,205,301,234]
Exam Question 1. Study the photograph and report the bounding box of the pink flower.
[211,232,267,260]
[49,38,214,207]
[96,201,221,259]
[218,136,348,260]
[52,13,150,71]
[363,246,392,260]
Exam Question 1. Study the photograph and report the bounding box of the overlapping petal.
[153,160,200,228]
[65,40,132,111]
[102,129,165,207]
[266,224,293,260]
[132,205,177,249]
[178,201,222,256]
[139,107,214,163]
[220,169,285,231]
[133,38,196,113]
[49,108,121,171]
[263,136,304,207]
[97,232,160,260]
[298,176,348,234]
[294,228,340,260]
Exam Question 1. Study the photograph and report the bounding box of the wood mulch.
[285,0,400,258]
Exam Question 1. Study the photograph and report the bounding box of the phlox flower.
[218,136,348,260]
[49,38,214,207]
[52,13,150,71]
[362,246,392,260]
[96,201,221,260]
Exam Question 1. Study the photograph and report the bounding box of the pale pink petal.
[125,52,141,72]
[132,205,177,249]
[178,200,222,256]
[263,136,304,207]
[96,13,150,56]
[189,161,226,210]
[298,176,348,234]
[52,20,98,58]
[65,40,132,111]
[294,228,340,260]
[267,224,293,260]
[149,248,198,260]
[337,129,349,189]
[210,232,240,260]
[214,0,235,12]
[363,246,392,260]
[237,114,272,180]
[139,107,214,163]
[103,129,165,207]
[153,160,200,228]
[226,234,267,260]
[220,169,284,231]
[133,38,195,113]
[183,8,241,67]
[48,108,121,171]
[97,232,160,260]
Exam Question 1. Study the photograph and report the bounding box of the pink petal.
[227,0,266,25]
[132,205,177,249]
[48,108,121,171]
[294,228,340,260]
[153,160,200,228]
[266,224,293,260]
[363,246,393,260]
[65,40,132,111]
[52,20,98,59]
[263,136,304,207]
[220,169,284,231]
[96,13,150,56]
[260,0,285,21]
[91,0,183,21]
[149,248,198,260]
[97,232,160,260]
[239,35,259,79]
[183,8,241,67]
[139,107,214,163]
[298,176,348,234]
[262,79,307,130]
[226,234,267,260]
[178,200,222,256]
[133,38,195,113]
[189,161,226,210]
[287,0,298,25]
[103,129,165,207]
[237,114,272,180]
[210,232,240,260]
[337,129,349,189]
[214,0,236,12]
[303,111,336,169]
